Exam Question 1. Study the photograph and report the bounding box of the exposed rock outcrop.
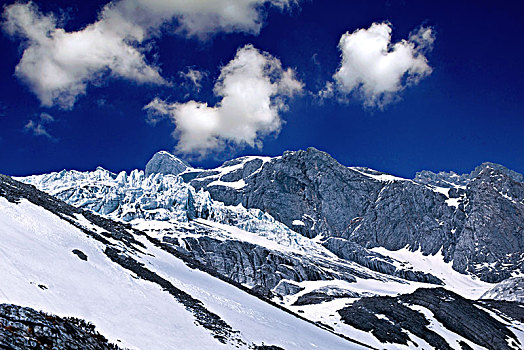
[0,304,120,350]
[338,287,521,350]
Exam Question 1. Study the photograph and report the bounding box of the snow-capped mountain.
[183,148,524,283]
[4,148,524,349]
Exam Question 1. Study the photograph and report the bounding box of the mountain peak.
[471,162,523,183]
[145,151,190,176]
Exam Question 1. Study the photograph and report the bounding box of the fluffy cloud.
[332,22,434,108]
[2,0,297,109]
[3,2,165,109]
[24,112,56,140]
[111,0,297,39]
[145,44,302,156]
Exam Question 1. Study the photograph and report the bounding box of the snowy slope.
[0,197,229,350]
[0,179,371,349]
[370,247,492,299]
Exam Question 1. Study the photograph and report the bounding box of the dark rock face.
[273,280,304,296]
[145,151,189,176]
[0,304,120,350]
[191,148,524,282]
[452,166,524,281]
[477,300,524,322]
[251,285,275,299]
[72,249,88,261]
[402,288,519,350]
[253,345,285,350]
[343,178,459,255]
[228,149,382,240]
[414,169,470,188]
[163,233,366,292]
[338,287,522,350]
[340,293,451,349]
[293,287,360,306]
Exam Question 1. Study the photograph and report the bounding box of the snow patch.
[370,247,494,299]
[208,179,246,189]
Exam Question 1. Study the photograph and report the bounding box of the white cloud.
[115,0,297,39]
[2,0,297,109]
[145,44,302,156]
[409,26,435,52]
[24,112,56,140]
[3,2,165,109]
[332,22,434,108]
[38,112,54,123]
[3,0,294,108]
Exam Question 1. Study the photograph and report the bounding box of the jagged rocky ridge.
[19,156,447,293]
[183,148,524,283]
[145,150,190,176]
[17,148,524,287]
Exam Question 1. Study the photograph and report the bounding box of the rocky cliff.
[186,148,524,282]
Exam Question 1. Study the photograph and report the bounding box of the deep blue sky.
[1,0,523,177]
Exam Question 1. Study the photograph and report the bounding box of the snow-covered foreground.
[0,197,368,350]
[132,234,364,350]
[0,198,230,350]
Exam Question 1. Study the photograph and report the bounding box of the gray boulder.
[338,287,521,350]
